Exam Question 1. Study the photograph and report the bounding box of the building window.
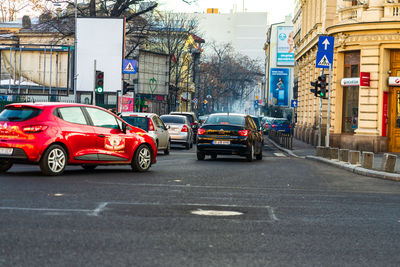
[342,51,360,133]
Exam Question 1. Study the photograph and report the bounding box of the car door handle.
[98,134,106,138]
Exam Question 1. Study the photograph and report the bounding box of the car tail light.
[288,125,292,129]
[22,125,48,133]
[265,123,269,127]
[149,119,155,131]
[238,129,249,136]
[197,128,205,135]
[272,124,276,128]
[181,125,189,132]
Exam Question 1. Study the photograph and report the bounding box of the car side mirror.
[122,122,127,134]
[166,125,170,129]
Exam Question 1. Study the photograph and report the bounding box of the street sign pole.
[318,68,324,147]
[326,64,332,147]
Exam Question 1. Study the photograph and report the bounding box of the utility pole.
[326,65,332,147]
[74,0,78,103]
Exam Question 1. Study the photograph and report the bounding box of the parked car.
[120,112,171,155]
[0,102,157,175]
[270,118,292,133]
[160,115,194,149]
[196,113,263,161]
[169,112,199,139]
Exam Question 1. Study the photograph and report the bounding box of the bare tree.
[0,0,46,22]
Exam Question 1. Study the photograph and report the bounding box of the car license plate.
[0,148,13,155]
[213,140,230,145]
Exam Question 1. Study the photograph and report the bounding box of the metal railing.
[268,130,293,150]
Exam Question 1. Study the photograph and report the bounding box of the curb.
[265,137,300,158]
[266,136,400,181]
[306,155,400,182]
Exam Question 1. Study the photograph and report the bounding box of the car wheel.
[82,164,97,170]
[164,140,171,155]
[197,152,205,160]
[211,154,217,159]
[0,159,13,173]
[39,144,67,176]
[246,144,254,162]
[132,144,152,172]
[256,148,263,160]
[185,142,190,150]
[190,141,193,148]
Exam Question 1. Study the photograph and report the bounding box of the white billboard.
[276,26,294,66]
[76,18,124,92]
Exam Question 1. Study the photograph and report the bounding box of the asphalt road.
[1,142,400,266]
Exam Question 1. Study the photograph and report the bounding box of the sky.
[158,0,294,24]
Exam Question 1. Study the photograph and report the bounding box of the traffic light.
[319,74,327,98]
[95,71,104,93]
[123,81,129,95]
[310,80,319,97]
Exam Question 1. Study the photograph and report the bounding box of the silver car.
[160,115,194,150]
[120,112,171,154]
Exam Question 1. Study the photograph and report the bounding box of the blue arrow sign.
[318,36,334,52]
[316,51,333,69]
[122,59,137,74]
[291,99,298,108]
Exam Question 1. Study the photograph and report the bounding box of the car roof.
[5,102,98,110]
[120,112,157,118]
[209,113,247,117]
[161,114,187,119]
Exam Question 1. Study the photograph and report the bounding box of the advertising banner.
[270,68,290,106]
[277,26,294,66]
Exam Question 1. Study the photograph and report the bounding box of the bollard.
[362,151,374,169]
[382,153,397,173]
[330,148,339,160]
[316,146,324,157]
[322,147,330,159]
[339,149,349,162]
[349,150,360,165]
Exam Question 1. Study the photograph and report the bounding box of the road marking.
[274,153,286,157]
[0,207,91,213]
[267,206,279,221]
[89,202,109,216]
[191,209,243,216]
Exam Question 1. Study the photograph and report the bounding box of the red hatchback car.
[0,102,157,175]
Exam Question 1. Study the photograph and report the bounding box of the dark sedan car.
[196,113,263,162]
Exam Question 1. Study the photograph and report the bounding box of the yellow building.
[294,0,400,152]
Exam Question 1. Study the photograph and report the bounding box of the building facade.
[294,0,400,152]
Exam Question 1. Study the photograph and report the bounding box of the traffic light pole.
[325,65,332,147]
[93,60,96,106]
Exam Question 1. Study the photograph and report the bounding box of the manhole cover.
[190,209,243,216]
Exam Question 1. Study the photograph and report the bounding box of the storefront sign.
[388,76,400,86]
[341,78,359,87]
[360,72,370,86]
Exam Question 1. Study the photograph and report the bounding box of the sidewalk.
[267,137,400,181]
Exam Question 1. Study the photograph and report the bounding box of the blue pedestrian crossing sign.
[291,99,298,108]
[318,36,334,52]
[316,51,333,69]
[122,59,137,74]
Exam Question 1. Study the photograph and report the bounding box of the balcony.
[383,0,400,21]
[337,0,368,24]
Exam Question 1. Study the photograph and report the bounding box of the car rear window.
[206,115,245,126]
[161,115,185,124]
[121,116,149,131]
[171,113,194,123]
[0,106,42,122]
[273,119,289,124]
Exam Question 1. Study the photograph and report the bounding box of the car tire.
[39,144,67,176]
[82,164,97,170]
[256,148,263,160]
[132,144,152,172]
[246,144,254,162]
[0,159,13,173]
[211,154,217,159]
[164,140,171,155]
[197,152,205,160]
[185,142,190,150]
